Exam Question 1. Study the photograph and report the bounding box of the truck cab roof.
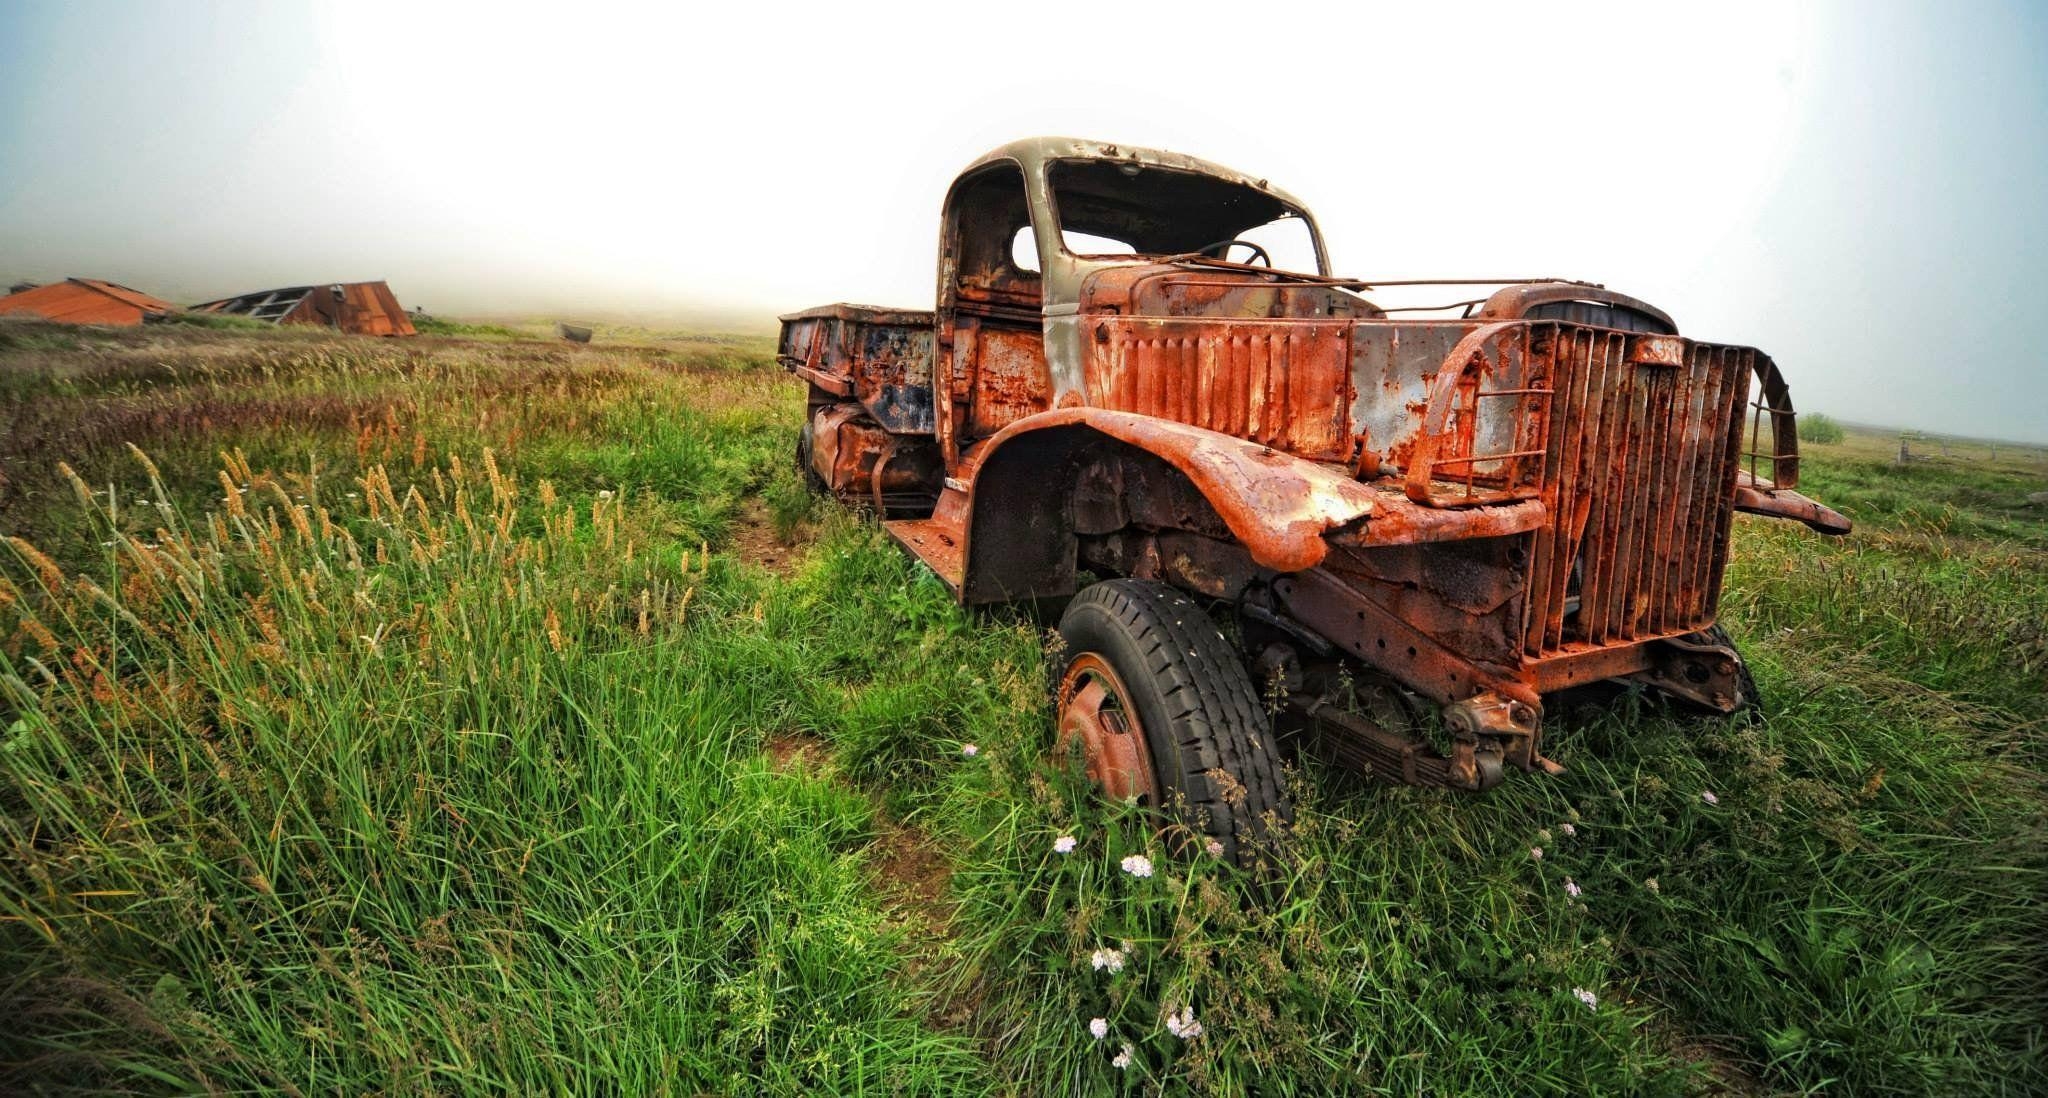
[958,136,1317,222]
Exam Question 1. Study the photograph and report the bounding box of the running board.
[882,485,969,593]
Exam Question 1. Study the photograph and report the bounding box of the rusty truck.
[779,137,1849,865]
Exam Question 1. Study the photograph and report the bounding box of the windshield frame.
[1040,156,1330,276]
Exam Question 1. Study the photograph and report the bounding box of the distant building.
[0,277,177,325]
[194,281,416,337]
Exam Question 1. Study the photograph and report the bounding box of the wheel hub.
[1056,653,1160,803]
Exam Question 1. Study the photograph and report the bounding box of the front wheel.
[1054,579,1293,868]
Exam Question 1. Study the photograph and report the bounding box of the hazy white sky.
[2,1,2044,441]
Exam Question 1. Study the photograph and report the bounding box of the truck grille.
[1521,326,1750,656]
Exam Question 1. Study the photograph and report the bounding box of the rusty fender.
[955,409,1380,603]
[955,408,1554,604]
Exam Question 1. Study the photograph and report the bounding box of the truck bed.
[777,303,937,434]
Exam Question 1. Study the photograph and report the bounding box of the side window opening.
[948,161,1040,295]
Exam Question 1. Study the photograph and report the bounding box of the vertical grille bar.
[1523,325,1569,654]
[1585,332,1633,645]
[1700,348,1750,619]
[1545,327,1598,652]
[1650,351,1705,634]
[1681,347,1737,628]
[1611,348,1657,639]
[1631,360,1679,636]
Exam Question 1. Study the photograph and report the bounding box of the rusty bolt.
[1510,703,1537,727]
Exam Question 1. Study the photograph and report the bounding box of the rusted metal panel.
[1346,321,1480,475]
[1086,317,1353,461]
[804,404,942,516]
[777,304,937,433]
[342,282,416,336]
[0,277,175,325]
[963,326,1051,437]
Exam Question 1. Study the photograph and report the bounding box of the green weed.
[1798,413,1844,444]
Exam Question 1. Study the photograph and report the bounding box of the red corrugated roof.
[74,278,174,313]
[0,278,177,325]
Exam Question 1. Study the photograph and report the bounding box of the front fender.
[958,409,1380,603]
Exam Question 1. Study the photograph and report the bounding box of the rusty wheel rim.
[1057,652,1160,804]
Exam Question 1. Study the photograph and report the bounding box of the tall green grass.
[2,323,2043,1093]
[1797,414,1845,445]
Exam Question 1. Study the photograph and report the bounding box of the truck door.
[936,159,1053,458]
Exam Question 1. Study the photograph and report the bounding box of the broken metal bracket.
[1639,631,1746,712]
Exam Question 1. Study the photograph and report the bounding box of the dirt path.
[760,730,973,1027]
[728,497,803,575]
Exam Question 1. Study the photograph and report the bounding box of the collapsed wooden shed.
[195,281,416,337]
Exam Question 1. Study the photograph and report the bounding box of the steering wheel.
[1196,238,1272,267]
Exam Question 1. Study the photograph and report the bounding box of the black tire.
[794,423,828,496]
[1056,579,1293,867]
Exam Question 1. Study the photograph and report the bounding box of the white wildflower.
[1204,839,1225,858]
[1088,1017,1108,1040]
[1053,834,1077,855]
[1560,822,1577,837]
[1090,947,1126,974]
[1111,1043,1133,1069]
[1165,1006,1204,1040]
[596,489,614,500]
[1573,987,1598,1011]
[1564,878,1583,898]
[1701,789,1719,806]
[1644,876,1661,894]
[1120,853,1154,878]
[960,743,979,758]
[1530,846,1544,861]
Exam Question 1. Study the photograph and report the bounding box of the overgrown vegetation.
[3,322,2042,1094]
[409,314,525,340]
[153,311,272,333]
[1797,412,1844,444]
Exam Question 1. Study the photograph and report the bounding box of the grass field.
[2,319,2043,1095]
